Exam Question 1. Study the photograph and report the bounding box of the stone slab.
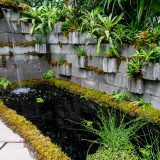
[0,143,33,160]
[0,120,23,142]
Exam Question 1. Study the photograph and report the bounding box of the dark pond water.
[0,85,99,160]
[0,84,160,160]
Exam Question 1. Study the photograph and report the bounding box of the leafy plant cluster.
[0,77,12,90]
[127,48,160,77]
[83,109,160,160]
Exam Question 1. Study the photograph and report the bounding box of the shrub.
[87,148,140,160]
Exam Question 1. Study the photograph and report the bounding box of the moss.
[85,66,104,73]
[0,101,70,160]
[0,0,29,11]
[50,60,72,67]
[1,55,7,67]
[0,42,35,47]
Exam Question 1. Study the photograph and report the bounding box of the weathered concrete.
[0,119,33,160]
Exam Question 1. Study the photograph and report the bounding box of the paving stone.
[48,33,59,44]
[118,60,128,73]
[66,55,77,66]
[71,67,87,79]
[0,120,23,142]
[0,143,33,160]
[0,47,10,55]
[12,46,35,55]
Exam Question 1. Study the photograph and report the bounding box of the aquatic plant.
[36,97,44,103]
[82,109,146,150]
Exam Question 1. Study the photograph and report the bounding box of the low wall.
[0,10,160,109]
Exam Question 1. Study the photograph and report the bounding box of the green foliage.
[21,3,65,34]
[0,77,12,90]
[36,97,44,103]
[34,36,44,44]
[76,47,86,57]
[134,97,152,107]
[87,147,140,160]
[91,13,124,56]
[58,54,66,64]
[42,70,55,80]
[112,90,131,101]
[82,109,146,150]
[127,57,143,77]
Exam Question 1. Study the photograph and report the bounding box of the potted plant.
[76,47,87,68]
[35,36,46,54]
[103,48,119,73]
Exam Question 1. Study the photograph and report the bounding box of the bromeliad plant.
[91,13,124,57]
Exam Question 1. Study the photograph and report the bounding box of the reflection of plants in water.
[0,77,12,90]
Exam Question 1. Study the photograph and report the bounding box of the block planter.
[59,64,72,76]
[76,56,87,68]
[35,44,46,54]
[142,62,160,81]
[54,22,62,33]
[69,32,97,44]
[20,22,31,34]
[103,58,118,73]
[128,78,144,94]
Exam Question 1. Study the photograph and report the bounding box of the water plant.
[42,70,55,80]
[82,109,146,150]
[112,90,131,101]
[0,77,12,90]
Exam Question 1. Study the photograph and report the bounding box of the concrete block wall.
[0,9,160,109]
[0,10,50,81]
[49,23,160,109]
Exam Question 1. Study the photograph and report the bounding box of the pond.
[0,84,160,160]
[0,84,99,160]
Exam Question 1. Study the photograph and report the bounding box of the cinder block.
[105,73,129,89]
[48,32,59,44]
[144,80,160,97]
[128,78,144,94]
[118,60,128,73]
[142,62,154,80]
[70,76,81,85]
[69,32,97,44]
[66,55,77,66]
[99,83,126,94]
[58,34,69,44]
[54,22,62,33]
[87,71,105,83]
[12,46,35,54]
[72,67,87,79]
[59,64,72,76]
[81,78,99,90]
[20,22,32,34]
[0,47,10,55]
[103,58,118,73]
[120,44,136,57]
[88,56,103,68]
[0,33,9,42]
[76,56,87,68]
[35,44,47,54]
